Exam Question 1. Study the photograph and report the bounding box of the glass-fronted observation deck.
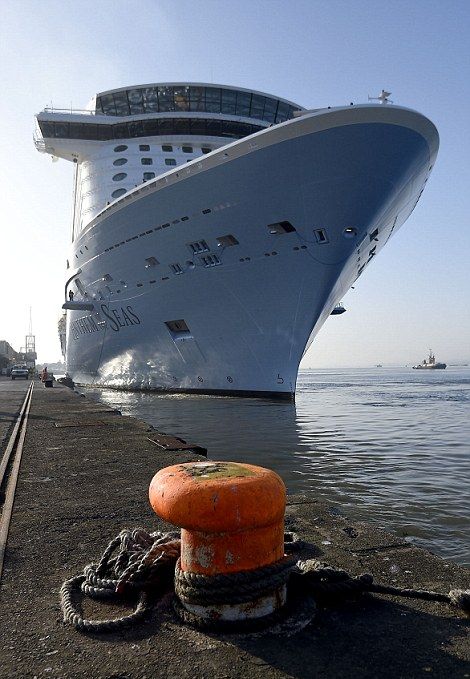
[95,83,303,124]
[36,84,304,144]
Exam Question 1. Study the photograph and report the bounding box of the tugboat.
[413,350,446,370]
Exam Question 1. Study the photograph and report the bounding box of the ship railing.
[43,106,96,116]
[33,129,46,151]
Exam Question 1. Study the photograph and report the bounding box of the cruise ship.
[34,83,439,398]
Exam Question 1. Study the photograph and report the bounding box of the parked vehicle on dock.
[11,365,29,380]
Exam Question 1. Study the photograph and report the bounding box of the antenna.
[25,307,37,365]
[368,89,393,105]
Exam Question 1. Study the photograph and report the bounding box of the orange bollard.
[149,461,286,575]
[149,461,288,623]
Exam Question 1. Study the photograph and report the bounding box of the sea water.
[85,367,470,567]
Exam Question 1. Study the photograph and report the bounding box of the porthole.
[141,158,153,165]
[182,145,193,153]
[113,158,128,166]
[162,144,173,152]
[114,145,128,152]
[111,188,127,199]
[343,227,357,239]
[112,172,127,181]
[139,144,150,151]
[165,158,176,166]
[201,147,211,154]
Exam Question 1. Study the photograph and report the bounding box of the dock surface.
[0,377,468,678]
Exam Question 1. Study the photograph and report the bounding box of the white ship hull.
[62,105,437,397]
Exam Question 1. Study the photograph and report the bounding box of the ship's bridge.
[34,83,304,236]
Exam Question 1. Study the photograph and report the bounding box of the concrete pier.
[0,377,468,678]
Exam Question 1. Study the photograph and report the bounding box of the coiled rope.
[60,528,470,634]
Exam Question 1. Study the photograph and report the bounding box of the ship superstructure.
[35,83,439,397]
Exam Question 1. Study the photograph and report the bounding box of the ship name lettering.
[71,314,103,340]
[100,304,141,332]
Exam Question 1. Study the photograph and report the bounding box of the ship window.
[143,172,155,180]
[165,319,190,334]
[111,188,127,199]
[216,234,239,247]
[145,257,159,268]
[141,157,153,165]
[157,85,175,112]
[205,87,222,113]
[114,144,128,152]
[113,158,127,166]
[370,228,379,241]
[162,145,173,152]
[165,158,176,166]
[112,172,127,181]
[170,263,184,275]
[55,122,69,137]
[221,89,237,115]
[188,240,209,254]
[139,144,150,151]
[128,120,144,137]
[236,92,252,117]
[268,221,296,234]
[182,145,193,153]
[201,254,221,267]
[314,228,328,243]
[263,98,278,123]
[114,91,130,116]
[343,227,357,239]
[142,87,159,113]
[174,85,190,111]
[250,94,266,120]
[201,147,211,154]
[101,94,117,115]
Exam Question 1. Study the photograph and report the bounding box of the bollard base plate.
[181,585,287,622]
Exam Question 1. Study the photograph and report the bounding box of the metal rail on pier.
[0,381,34,582]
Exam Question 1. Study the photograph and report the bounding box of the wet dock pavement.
[0,377,30,451]
[0,377,468,678]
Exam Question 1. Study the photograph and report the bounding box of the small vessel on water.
[413,350,446,370]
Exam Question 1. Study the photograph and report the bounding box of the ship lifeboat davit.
[331,303,346,315]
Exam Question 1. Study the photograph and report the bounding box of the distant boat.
[412,350,446,370]
[376,364,383,367]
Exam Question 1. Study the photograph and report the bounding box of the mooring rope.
[60,529,470,634]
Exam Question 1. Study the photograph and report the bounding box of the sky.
[0,0,469,367]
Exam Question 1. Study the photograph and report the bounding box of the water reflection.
[85,367,470,567]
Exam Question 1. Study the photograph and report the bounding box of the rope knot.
[448,589,470,614]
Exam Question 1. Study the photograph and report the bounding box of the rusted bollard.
[149,461,288,623]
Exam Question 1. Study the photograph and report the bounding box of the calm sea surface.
[85,367,470,567]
